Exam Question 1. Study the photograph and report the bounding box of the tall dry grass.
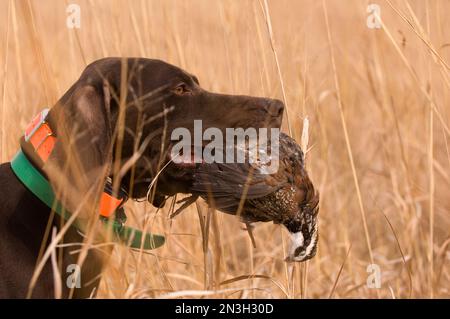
[0,0,449,298]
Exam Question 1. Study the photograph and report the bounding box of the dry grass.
[1,0,449,298]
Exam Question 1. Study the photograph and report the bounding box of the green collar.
[11,149,165,250]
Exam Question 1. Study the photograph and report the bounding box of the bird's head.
[284,192,319,262]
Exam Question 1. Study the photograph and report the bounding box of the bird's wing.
[191,162,283,200]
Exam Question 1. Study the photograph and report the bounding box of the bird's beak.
[284,255,295,262]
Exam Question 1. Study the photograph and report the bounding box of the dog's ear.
[45,81,114,216]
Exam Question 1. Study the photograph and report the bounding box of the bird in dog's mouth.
[168,133,319,262]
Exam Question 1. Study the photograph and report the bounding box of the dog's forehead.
[178,69,199,84]
[171,68,199,85]
[143,60,198,84]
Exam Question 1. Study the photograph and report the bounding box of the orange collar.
[23,109,127,218]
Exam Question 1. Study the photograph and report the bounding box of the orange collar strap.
[24,109,127,218]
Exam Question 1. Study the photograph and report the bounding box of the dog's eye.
[173,84,191,95]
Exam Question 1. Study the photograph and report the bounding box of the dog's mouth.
[167,139,271,169]
[168,144,206,169]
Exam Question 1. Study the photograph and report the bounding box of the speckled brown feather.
[171,133,319,261]
[190,133,318,227]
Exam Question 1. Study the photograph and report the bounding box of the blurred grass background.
[0,0,449,298]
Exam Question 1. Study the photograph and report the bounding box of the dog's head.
[45,58,283,212]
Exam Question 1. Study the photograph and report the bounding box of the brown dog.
[0,58,283,298]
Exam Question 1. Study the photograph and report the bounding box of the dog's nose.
[265,99,284,117]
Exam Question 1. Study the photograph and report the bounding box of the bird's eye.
[173,84,191,96]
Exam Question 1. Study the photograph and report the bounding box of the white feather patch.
[303,223,318,257]
[289,231,304,255]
